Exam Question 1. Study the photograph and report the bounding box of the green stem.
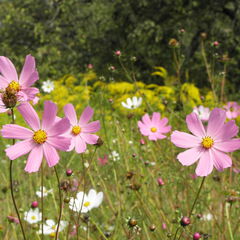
[54,166,62,240]
[225,203,234,240]
[41,163,44,240]
[9,108,26,240]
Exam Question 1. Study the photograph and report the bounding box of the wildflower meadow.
[0,1,240,240]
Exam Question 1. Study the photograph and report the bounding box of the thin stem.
[54,166,62,240]
[225,203,234,240]
[173,227,181,240]
[189,177,206,217]
[41,163,44,240]
[9,108,26,240]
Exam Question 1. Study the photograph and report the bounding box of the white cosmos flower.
[193,106,210,121]
[69,189,103,213]
[24,208,42,224]
[37,219,67,237]
[42,80,54,93]
[36,186,53,198]
[121,96,142,109]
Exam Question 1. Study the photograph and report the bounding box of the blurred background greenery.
[0,0,240,94]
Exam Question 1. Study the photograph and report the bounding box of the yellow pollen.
[51,225,56,230]
[72,125,81,135]
[84,201,90,207]
[49,232,56,237]
[8,81,20,92]
[202,136,214,149]
[33,130,47,144]
[31,216,36,220]
[151,127,157,133]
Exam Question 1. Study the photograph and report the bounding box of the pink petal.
[43,143,59,168]
[24,145,43,173]
[48,117,70,136]
[177,147,202,166]
[79,106,94,125]
[186,112,205,137]
[211,149,232,171]
[1,124,33,139]
[75,136,87,153]
[17,103,40,131]
[139,125,151,136]
[0,76,10,88]
[64,104,77,125]
[214,139,240,152]
[195,150,213,176]
[20,87,39,101]
[47,136,71,151]
[80,133,98,144]
[142,114,151,126]
[160,125,171,134]
[207,108,226,137]
[82,121,100,133]
[42,101,57,130]
[152,112,160,124]
[5,139,35,160]
[67,138,76,152]
[155,132,167,139]
[159,117,168,127]
[148,134,158,141]
[19,55,38,87]
[171,131,201,148]
[214,120,238,141]
[0,56,18,81]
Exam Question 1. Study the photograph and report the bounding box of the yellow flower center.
[49,232,56,238]
[7,81,21,92]
[84,201,90,207]
[33,130,47,144]
[202,136,214,149]
[51,225,56,230]
[151,127,157,133]
[31,216,36,220]
[72,125,81,135]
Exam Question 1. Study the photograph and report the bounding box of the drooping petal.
[152,112,160,124]
[19,55,39,87]
[0,56,18,81]
[24,145,43,173]
[42,101,57,130]
[214,139,240,153]
[207,108,226,137]
[177,147,202,166]
[47,136,71,151]
[79,106,94,125]
[214,120,239,141]
[195,150,214,176]
[1,124,33,139]
[81,121,100,133]
[64,103,78,125]
[171,131,201,148]
[186,112,206,137]
[80,133,98,144]
[43,143,59,168]
[5,139,35,160]
[75,136,87,153]
[211,149,232,171]
[47,117,70,136]
[17,102,40,131]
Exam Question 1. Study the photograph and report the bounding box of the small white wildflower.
[24,208,42,224]
[193,106,210,122]
[128,140,133,145]
[37,219,67,236]
[84,162,89,168]
[36,186,53,198]
[69,189,103,213]
[202,213,213,221]
[121,96,142,109]
[111,151,120,161]
[42,80,54,93]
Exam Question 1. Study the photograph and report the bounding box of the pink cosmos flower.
[1,101,71,172]
[98,154,108,166]
[0,55,39,112]
[64,104,100,153]
[171,108,240,176]
[224,101,240,119]
[138,112,171,141]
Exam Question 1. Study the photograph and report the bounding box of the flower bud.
[193,232,201,240]
[180,216,190,227]
[157,178,164,186]
[31,201,38,208]
[66,169,73,177]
